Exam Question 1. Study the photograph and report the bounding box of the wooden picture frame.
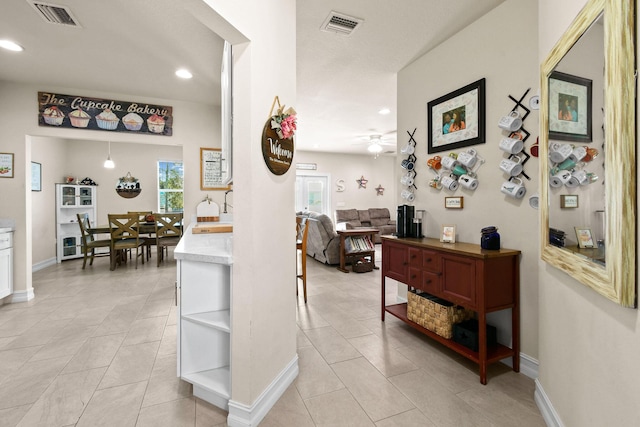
[440,224,456,243]
[560,194,579,208]
[427,78,486,153]
[575,226,595,248]
[200,147,232,190]
[548,71,593,142]
[0,153,14,178]
[444,196,464,209]
[31,162,42,191]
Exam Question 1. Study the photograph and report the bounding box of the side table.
[336,228,380,273]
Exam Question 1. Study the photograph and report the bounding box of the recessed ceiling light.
[378,108,390,115]
[175,68,193,79]
[0,40,24,52]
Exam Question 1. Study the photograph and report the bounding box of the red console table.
[381,236,520,384]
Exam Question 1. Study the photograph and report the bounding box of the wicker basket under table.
[407,290,473,339]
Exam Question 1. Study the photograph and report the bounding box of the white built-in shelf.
[182,310,230,332]
[182,366,230,399]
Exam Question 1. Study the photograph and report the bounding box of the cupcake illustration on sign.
[69,108,90,128]
[122,112,144,131]
[147,114,165,134]
[95,109,120,130]
[42,106,65,126]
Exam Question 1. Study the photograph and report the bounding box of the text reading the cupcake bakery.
[38,91,173,136]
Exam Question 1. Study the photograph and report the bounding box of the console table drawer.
[421,249,441,273]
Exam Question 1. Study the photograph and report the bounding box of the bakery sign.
[37,91,173,136]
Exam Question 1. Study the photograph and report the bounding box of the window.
[158,161,184,213]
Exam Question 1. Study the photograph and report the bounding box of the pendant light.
[104,141,115,168]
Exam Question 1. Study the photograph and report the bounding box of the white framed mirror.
[540,0,637,307]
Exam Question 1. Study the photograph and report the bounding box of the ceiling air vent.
[321,11,363,36]
[28,1,81,27]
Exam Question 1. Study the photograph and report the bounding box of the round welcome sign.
[261,119,294,175]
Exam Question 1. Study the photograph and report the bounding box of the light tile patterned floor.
[0,249,545,426]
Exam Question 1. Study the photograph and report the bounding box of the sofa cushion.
[336,209,359,223]
[369,208,390,220]
[345,220,362,229]
[370,217,389,227]
[357,210,371,224]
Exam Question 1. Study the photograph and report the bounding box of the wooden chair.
[128,211,154,259]
[296,216,309,303]
[108,213,145,270]
[155,213,183,266]
[76,213,111,269]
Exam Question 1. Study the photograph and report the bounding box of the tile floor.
[0,249,545,426]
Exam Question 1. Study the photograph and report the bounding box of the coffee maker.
[413,209,425,238]
[396,205,415,237]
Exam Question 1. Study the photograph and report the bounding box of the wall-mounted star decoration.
[375,185,385,196]
[356,175,368,189]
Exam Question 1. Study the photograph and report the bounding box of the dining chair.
[154,213,183,266]
[296,216,309,303]
[128,211,154,259]
[76,213,111,269]
[108,213,145,270]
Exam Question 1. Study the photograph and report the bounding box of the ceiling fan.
[353,131,396,154]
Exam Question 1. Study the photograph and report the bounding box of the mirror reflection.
[547,14,605,266]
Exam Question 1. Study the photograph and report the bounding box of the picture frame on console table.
[574,226,595,248]
[427,78,486,153]
[440,224,456,243]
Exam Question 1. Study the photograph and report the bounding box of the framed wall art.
[427,78,486,153]
[200,147,232,191]
[0,153,14,178]
[560,194,579,208]
[444,196,464,209]
[31,162,42,191]
[548,71,592,142]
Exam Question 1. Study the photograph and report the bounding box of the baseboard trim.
[11,289,35,303]
[501,352,539,380]
[227,355,299,427]
[32,257,56,272]
[535,378,564,427]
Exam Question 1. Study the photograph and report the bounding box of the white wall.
[537,0,640,426]
[398,0,540,358]
[294,151,397,219]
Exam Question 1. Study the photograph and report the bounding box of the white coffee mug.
[440,175,459,191]
[400,174,414,186]
[458,174,479,191]
[498,111,523,132]
[549,170,572,187]
[401,189,415,202]
[572,169,589,186]
[568,146,587,163]
[401,144,415,155]
[456,148,478,168]
[499,137,524,154]
[440,156,458,170]
[499,156,523,177]
[500,177,526,199]
[549,143,573,163]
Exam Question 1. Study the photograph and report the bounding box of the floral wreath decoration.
[270,105,297,140]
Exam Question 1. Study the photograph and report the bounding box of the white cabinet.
[55,184,98,262]
[175,229,233,411]
[0,231,13,299]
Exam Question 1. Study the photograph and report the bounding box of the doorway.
[295,173,330,216]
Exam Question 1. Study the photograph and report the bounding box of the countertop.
[174,223,233,265]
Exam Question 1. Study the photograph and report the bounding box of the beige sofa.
[335,208,396,243]
[296,211,341,265]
